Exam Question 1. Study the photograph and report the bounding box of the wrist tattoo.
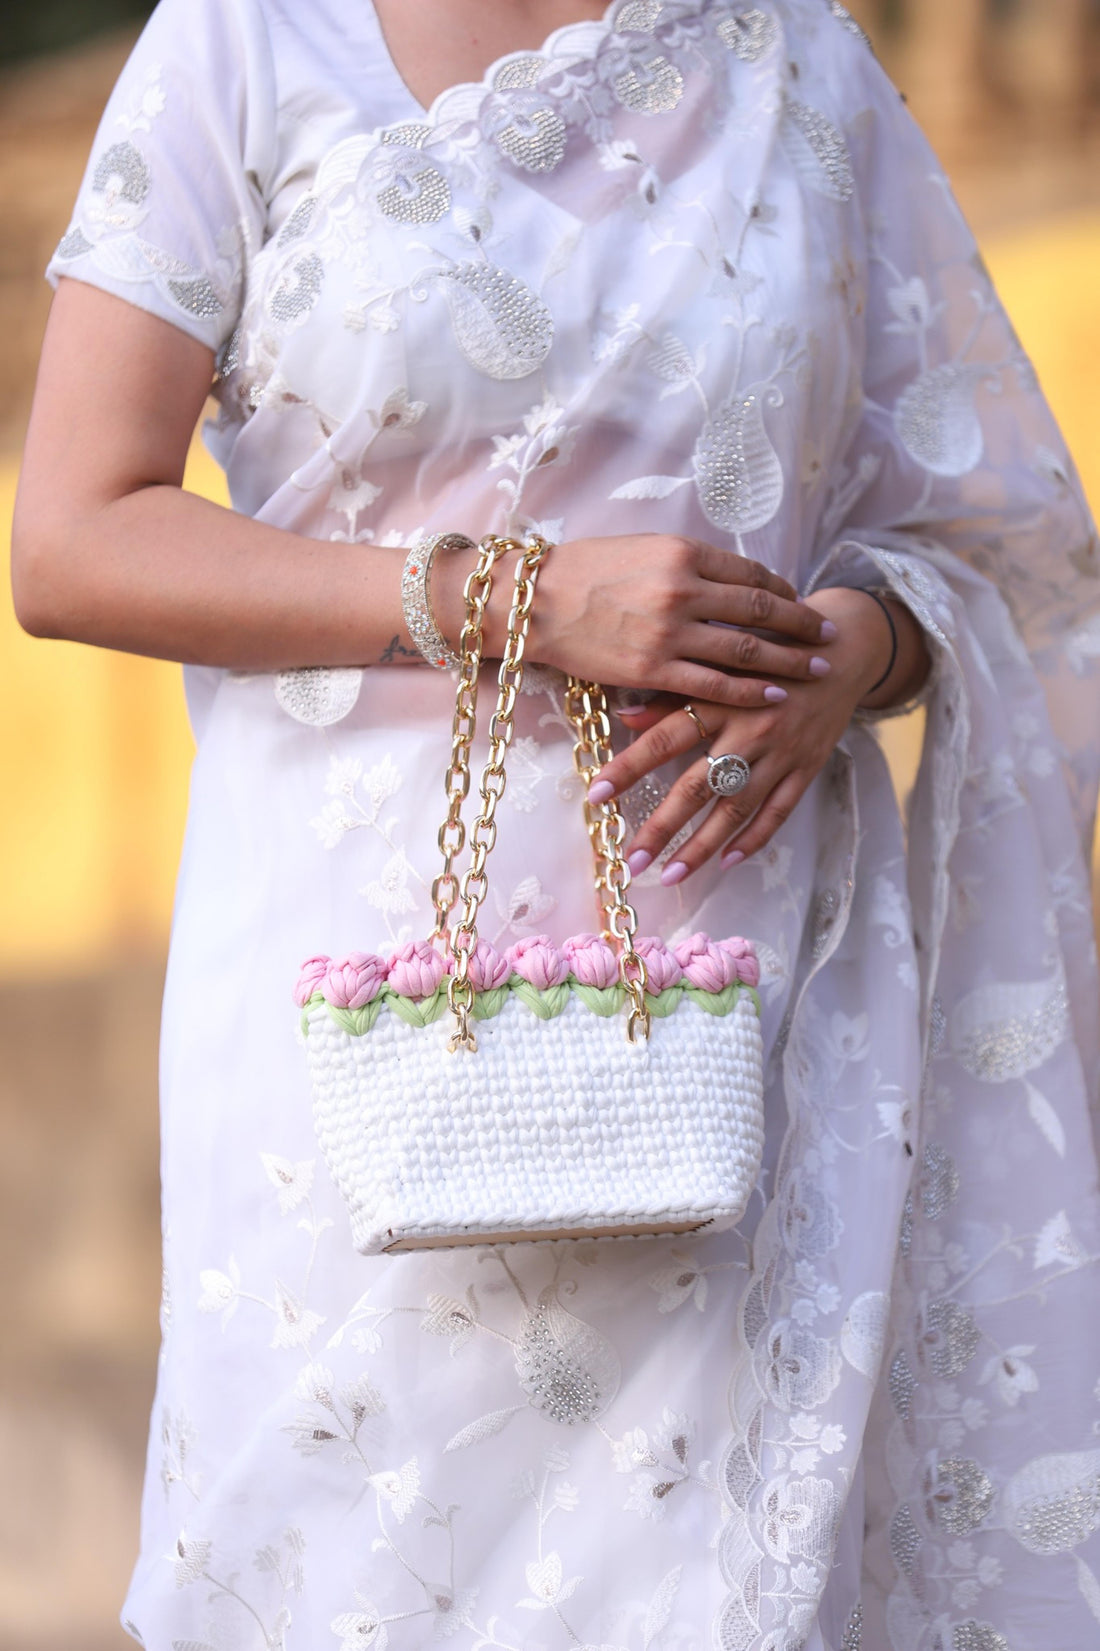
[379,634,423,665]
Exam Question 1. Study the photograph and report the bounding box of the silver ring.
[706,753,752,798]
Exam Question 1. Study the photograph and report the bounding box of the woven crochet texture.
[305,991,765,1253]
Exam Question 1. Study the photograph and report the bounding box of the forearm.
[14,288,834,688]
[14,479,422,670]
[13,282,441,670]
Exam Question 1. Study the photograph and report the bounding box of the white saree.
[49,2,1100,1648]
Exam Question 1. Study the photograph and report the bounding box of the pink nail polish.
[587,779,615,805]
[809,656,831,677]
[627,849,653,876]
[660,860,690,887]
[721,849,745,870]
[764,685,788,704]
[819,619,839,641]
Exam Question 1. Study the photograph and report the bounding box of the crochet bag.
[295,537,766,1253]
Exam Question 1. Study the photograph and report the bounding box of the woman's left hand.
[589,587,928,883]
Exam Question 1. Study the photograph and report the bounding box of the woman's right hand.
[439,533,836,710]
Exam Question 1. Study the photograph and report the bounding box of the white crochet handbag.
[296,536,766,1254]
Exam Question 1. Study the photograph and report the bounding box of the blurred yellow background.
[1,3,1099,1649]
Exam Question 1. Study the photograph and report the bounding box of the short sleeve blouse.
[45,0,423,354]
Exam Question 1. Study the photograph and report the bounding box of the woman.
[12,1,1100,1646]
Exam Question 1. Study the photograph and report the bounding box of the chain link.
[432,533,651,1051]
[565,679,652,1044]
[430,535,522,944]
[446,536,552,1050]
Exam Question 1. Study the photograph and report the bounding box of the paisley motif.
[782,100,855,202]
[716,10,780,62]
[613,54,685,113]
[494,107,568,173]
[513,1289,620,1424]
[948,976,1069,1082]
[895,364,987,478]
[692,388,785,535]
[1002,1449,1100,1555]
[267,250,324,326]
[274,667,363,727]
[438,262,554,379]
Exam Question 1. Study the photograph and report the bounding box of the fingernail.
[819,619,839,641]
[764,685,788,704]
[660,860,690,887]
[809,656,831,677]
[615,704,647,719]
[587,779,615,805]
[627,849,653,876]
[721,848,745,870]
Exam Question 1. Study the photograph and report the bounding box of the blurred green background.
[0,2,154,67]
[0,3,1098,1649]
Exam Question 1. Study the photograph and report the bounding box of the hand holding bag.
[296,535,766,1253]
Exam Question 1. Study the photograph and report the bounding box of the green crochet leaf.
[572,984,626,1018]
[511,980,571,1020]
[644,984,685,1018]
[386,988,448,1028]
[683,984,741,1017]
[471,986,510,1021]
[325,998,385,1037]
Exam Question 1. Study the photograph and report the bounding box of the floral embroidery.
[61,1,1100,1646]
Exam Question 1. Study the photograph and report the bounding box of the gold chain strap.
[429,535,520,944]
[565,679,651,1044]
[433,533,650,1052]
[445,536,552,1049]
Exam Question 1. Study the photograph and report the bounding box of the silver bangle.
[401,532,474,670]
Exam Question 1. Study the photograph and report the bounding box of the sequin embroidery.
[927,1459,995,1536]
[167,275,223,319]
[841,1602,864,1651]
[953,1624,1009,1651]
[438,263,554,380]
[889,1504,922,1578]
[92,139,151,205]
[783,99,855,202]
[922,1299,980,1379]
[717,10,780,61]
[613,54,685,113]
